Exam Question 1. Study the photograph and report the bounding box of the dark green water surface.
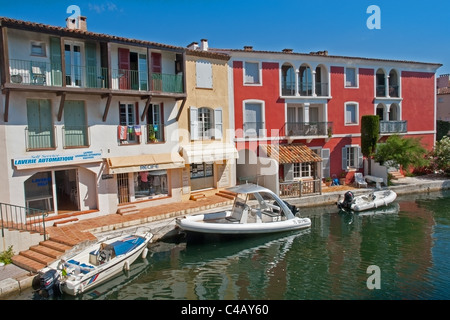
[15,190,450,300]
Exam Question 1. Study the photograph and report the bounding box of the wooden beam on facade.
[57,92,66,121]
[102,93,113,122]
[175,97,187,122]
[3,89,10,122]
[0,27,10,85]
[141,95,152,122]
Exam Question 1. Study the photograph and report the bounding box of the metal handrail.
[0,202,48,241]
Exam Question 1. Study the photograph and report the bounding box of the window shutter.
[214,108,223,140]
[118,48,130,90]
[284,164,294,181]
[321,148,330,178]
[49,37,62,86]
[85,42,97,88]
[342,147,348,170]
[357,147,363,168]
[160,103,165,141]
[196,60,213,88]
[190,107,199,140]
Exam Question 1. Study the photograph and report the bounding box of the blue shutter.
[214,108,223,140]
[190,107,199,140]
[342,147,348,170]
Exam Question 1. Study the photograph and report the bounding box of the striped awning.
[259,144,322,164]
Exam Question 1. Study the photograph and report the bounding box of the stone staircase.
[215,189,237,200]
[390,171,405,180]
[11,238,74,273]
[117,204,139,216]
[189,192,207,201]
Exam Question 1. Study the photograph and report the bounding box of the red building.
[214,47,441,189]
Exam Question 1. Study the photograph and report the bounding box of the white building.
[0,16,190,219]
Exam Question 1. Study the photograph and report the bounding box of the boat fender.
[142,247,148,259]
[124,260,130,271]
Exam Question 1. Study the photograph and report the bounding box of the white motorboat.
[176,183,311,235]
[33,230,153,298]
[336,189,397,212]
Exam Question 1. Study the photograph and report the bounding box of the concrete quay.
[1,174,449,299]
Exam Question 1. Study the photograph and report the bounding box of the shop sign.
[13,150,103,169]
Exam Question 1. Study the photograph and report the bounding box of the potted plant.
[148,126,157,143]
[339,171,347,185]
[324,177,332,187]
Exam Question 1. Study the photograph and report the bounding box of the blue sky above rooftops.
[1,0,449,74]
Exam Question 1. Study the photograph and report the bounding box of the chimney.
[201,39,208,51]
[282,48,293,53]
[244,46,253,51]
[66,15,87,31]
[187,42,199,50]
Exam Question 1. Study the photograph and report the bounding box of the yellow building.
[178,40,238,199]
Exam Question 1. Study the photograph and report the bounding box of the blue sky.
[1,0,450,74]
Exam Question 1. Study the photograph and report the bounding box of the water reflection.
[13,191,450,300]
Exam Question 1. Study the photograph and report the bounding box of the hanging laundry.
[118,125,128,140]
[134,125,142,136]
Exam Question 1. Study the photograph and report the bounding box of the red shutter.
[151,52,162,73]
[118,48,130,90]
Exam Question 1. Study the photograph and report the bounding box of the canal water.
[13,190,450,301]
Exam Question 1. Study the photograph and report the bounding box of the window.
[31,42,46,57]
[345,103,358,125]
[196,60,213,88]
[293,163,312,179]
[190,163,214,179]
[134,170,168,199]
[345,67,357,87]
[26,99,55,150]
[118,103,139,144]
[299,65,312,95]
[342,145,363,170]
[147,104,164,143]
[244,102,264,137]
[244,62,260,84]
[65,43,82,87]
[190,107,223,140]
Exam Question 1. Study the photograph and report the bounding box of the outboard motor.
[338,191,355,211]
[33,269,63,299]
[272,201,299,215]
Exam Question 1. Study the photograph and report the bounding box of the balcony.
[379,120,407,134]
[9,59,184,94]
[281,81,328,97]
[281,122,333,137]
[62,125,90,148]
[243,122,265,137]
[26,126,56,150]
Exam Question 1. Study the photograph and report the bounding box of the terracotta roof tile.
[259,144,322,164]
[0,16,184,51]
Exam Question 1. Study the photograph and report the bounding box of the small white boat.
[33,230,153,298]
[176,183,311,235]
[336,189,397,212]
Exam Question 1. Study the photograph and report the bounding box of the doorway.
[55,169,79,213]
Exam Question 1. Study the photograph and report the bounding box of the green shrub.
[0,246,15,265]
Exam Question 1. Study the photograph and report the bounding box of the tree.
[429,136,450,175]
[374,134,429,172]
[361,115,379,175]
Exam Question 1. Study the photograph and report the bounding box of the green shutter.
[50,37,62,86]
[64,101,87,147]
[85,42,97,88]
[27,99,54,149]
